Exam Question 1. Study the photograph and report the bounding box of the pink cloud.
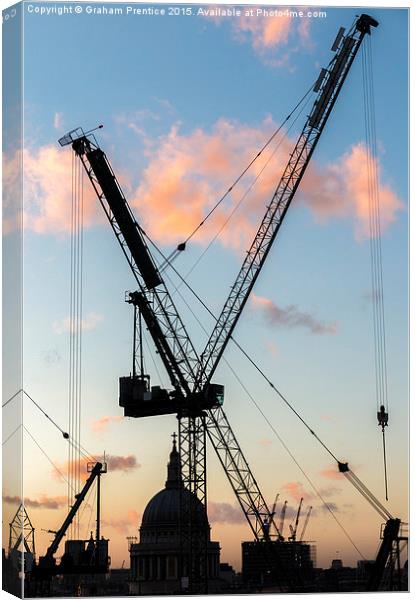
[251,293,337,335]
[5,124,401,251]
[299,143,403,240]
[102,509,140,534]
[90,415,124,434]
[2,145,103,235]
[132,123,402,250]
[319,465,344,481]
[208,6,311,68]
[281,481,314,503]
[258,438,273,448]
[53,312,104,334]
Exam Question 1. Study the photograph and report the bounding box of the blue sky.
[2,2,409,571]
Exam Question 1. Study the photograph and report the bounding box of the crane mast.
[59,13,378,593]
[194,14,379,392]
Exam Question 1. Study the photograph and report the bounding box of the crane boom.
[300,506,312,542]
[44,462,103,560]
[194,14,379,391]
[279,500,288,540]
[61,133,200,396]
[289,497,303,541]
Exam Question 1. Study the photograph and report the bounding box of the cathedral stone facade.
[129,437,221,594]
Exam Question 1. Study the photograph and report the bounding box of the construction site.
[2,5,409,598]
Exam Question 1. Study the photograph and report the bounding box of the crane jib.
[86,148,162,291]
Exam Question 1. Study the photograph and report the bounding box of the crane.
[278,500,288,541]
[31,461,108,590]
[262,493,279,541]
[299,506,313,542]
[59,13,379,593]
[289,498,303,542]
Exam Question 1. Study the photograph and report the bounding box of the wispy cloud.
[251,293,337,335]
[208,501,246,524]
[264,340,278,356]
[319,466,344,481]
[258,438,273,448]
[101,509,139,534]
[207,5,312,68]
[54,454,140,483]
[90,415,124,434]
[281,481,314,503]
[3,494,67,510]
[53,112,63,130]
[53,312,104,334]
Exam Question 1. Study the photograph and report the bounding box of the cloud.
[90,415,124,433]
[264,340,278,356]
[2,145,103,235]
[317,501,340,514]
[251,293,337,335]
[131,122,402,252]
[319,466,344,480]
[54,454,139,482]
[101,509,139,534]
[319,486,341,498]
[4,123,401,250]
[299,143,403,240]
[3,149,23,234]
[258,438,273,447]
[53,312,104,334]
[208,501,246,524]
[3,494,67,510]
[53,112,63,130]
[208,6,311,68]
[280,481,314,503]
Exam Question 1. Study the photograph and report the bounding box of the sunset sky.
[3,2,408,572]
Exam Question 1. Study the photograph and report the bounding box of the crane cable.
[24,390,96,462]
[362,35,390,501]
[146,234,394,525]
[69,153,85,537]
[160,82,316,270]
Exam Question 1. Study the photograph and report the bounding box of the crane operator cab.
[119,375,224,418]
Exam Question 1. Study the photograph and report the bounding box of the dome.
[141,437,208,530]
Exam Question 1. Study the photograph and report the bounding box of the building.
[129,437,221,594]
[242,540,315,591]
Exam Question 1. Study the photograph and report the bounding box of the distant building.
[129,437,222,594]
[242,540,315,591]
[331,558,343,570]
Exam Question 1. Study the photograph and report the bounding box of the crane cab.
[119,376,224,418]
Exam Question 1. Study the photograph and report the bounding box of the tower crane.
[289,498,303,542]
[59,13,379,593]
[278,500,288,541]
[299,506,313,542]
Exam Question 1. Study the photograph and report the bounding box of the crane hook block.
[337,461,349,473]
[377,405,389,428]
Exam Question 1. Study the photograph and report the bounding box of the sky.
[2,1,409,573]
